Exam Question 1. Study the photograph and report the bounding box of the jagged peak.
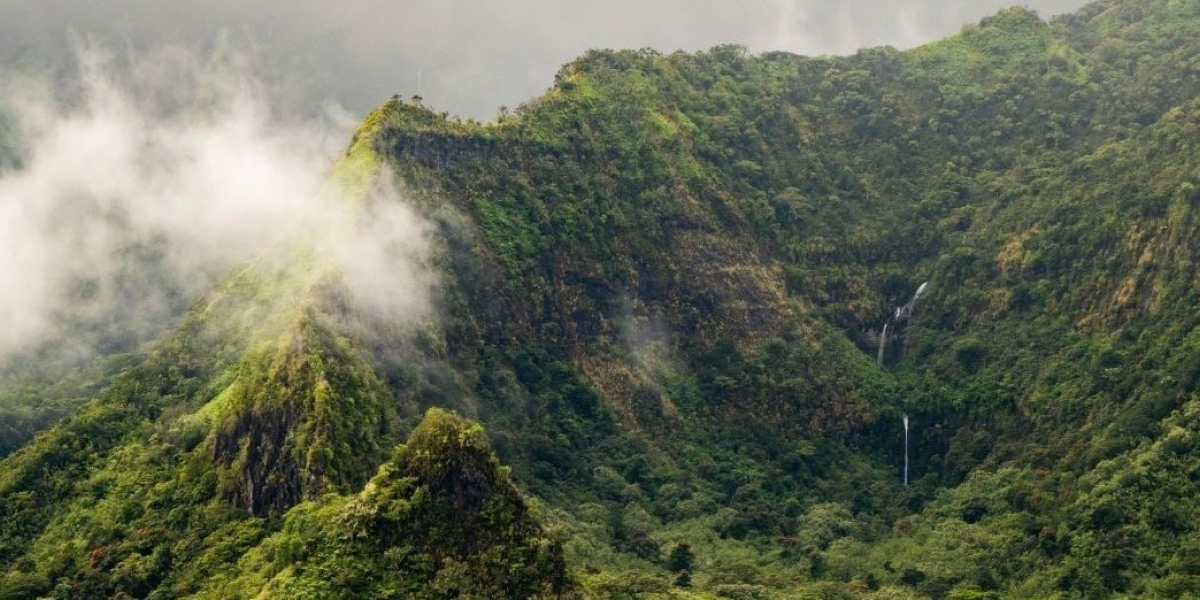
[229,409,575,598]
[206,307,398,516]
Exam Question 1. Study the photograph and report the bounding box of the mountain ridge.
[6,0,1200,597]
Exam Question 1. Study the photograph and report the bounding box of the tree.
[667,541,695,573]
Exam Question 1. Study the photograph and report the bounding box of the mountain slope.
[6,0,1200,597]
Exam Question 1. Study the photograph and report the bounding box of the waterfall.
[876,282,926,487]
[878,281,929,366]
[911,281,929,304]
[877,323,888,365]
[894,281,930,323]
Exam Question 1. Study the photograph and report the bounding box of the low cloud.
[0,47,432,367]
[329,179,435,326]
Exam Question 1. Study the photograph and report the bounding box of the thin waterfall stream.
[877,281,928,487]
[877,322,888,365]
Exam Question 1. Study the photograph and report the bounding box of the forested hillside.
[5,0,1200,597]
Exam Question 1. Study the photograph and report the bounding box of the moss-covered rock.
[206,408,575,599]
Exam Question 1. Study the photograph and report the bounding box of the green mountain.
[6,0,1200,597]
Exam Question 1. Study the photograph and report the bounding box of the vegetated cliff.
[191,408,575,599]
[6,0,1200,597]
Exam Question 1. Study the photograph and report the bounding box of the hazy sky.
[0,0,1092,120]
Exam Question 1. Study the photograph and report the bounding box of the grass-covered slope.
[7,0,1200,597]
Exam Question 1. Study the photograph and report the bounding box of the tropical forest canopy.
[4,0,1200,598]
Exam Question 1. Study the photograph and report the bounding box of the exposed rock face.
[212,394,304,516]
[210,313,396,517]
[388,130,503,172]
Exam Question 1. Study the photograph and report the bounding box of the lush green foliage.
[7,0,1200,597]
[192,408,574,599]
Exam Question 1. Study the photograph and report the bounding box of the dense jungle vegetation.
[6,0,1200,597]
